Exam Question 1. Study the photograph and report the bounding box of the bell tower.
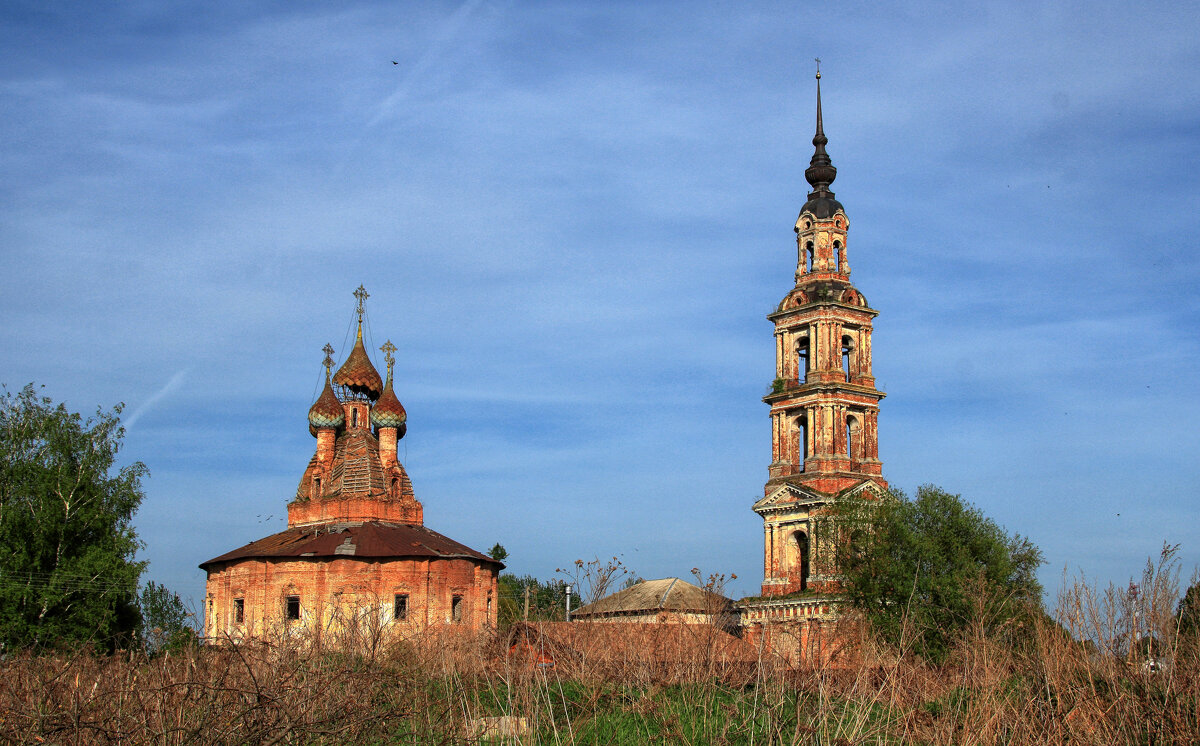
[752,69,887,598]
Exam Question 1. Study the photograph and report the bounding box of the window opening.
[451,595,463,623]
[833,240,842,272]
[234,598,244,624]
[285,596,300,621]
[394,593,409,620]
[806,241,815,273]
[351,408,357,428]
[841,336,854,382]
[845,414,859,463]
[796,415,808,471]
[794,531,810,591]
[796,337,809,383]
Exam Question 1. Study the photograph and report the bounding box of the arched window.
[833,240,842,272]
[795,414,808,471]
[846,414,860,463]
[312,476,322,499]
[351,408,358,428]
[841,335,854,383]
[793,530,810,591]
[796,337,809,383]
[806,241,815,273]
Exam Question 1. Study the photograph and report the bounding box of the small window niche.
[285,595,301,621]
[394,593,409,621]
[451,595,464,623]
[234,598,245,624]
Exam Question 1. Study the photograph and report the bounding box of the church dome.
[333,327,383,401]
[371,374,407,432]
[308,377,344,434]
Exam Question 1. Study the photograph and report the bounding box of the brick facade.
[202,291,500,641]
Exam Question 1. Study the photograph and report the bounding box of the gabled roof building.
[201,287,502,640]
[571,577,736,627]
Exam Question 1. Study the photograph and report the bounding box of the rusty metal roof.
[572,578,733,618]
[307,377,345,432]
[370,374,407,430]
[200,521,501,570]
[333,326,383,400]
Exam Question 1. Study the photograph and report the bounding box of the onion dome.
[799,69,845,220]
[308,377,345,436]
[333,323,383,401]
[371,376,407,432]
[371,340,407,435]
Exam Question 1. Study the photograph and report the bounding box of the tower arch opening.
[796,336,810,383]
[845,413,861,465]
[794,413,808,471]
[792,530,810,591]
[841,334,855,382]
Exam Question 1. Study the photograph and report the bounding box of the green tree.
[833,484,1044,662]
[498,573,568,625]
[138,581,195,655]
[1178,581,1200,643]
[0,384,146,651]
[487,543,509,563]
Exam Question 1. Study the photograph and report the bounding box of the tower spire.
[804,62,837,198]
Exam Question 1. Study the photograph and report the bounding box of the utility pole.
[523,586,530,622]
[565,585,572,622]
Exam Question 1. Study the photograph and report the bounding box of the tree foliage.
[833,484,1044,661]
[0,384,146,651]
[486,543,509,563]
[1178,581,1200,643]
[138,581,195,656]
[498,573,569,625]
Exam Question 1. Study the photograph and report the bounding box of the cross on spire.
[321,343,335,377]
[380,340,397,376]
[353,285,370,323]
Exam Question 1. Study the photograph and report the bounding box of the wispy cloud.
[125,370,188,432]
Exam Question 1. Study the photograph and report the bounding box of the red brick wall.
[205,555,498,640]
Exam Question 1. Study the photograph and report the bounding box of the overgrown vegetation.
[3,549,1197,744]
[832,484,1045,662]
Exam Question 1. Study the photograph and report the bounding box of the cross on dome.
[381,340,397,375]
[321,343,335,376]
[353,285,370,322]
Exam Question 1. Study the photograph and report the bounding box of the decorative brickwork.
[740,72,887,662]
[202,291,500,642]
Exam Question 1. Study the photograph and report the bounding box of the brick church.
[740,71,888,659]
[201,288,502,640]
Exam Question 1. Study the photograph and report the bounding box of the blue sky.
[3,1,1199,610]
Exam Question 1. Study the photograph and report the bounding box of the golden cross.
[322,343,335,376]
[814,57,821,79]
[353,285,370,322]
[380,340,397,375]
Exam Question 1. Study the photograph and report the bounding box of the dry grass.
[3,559,1198,745]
